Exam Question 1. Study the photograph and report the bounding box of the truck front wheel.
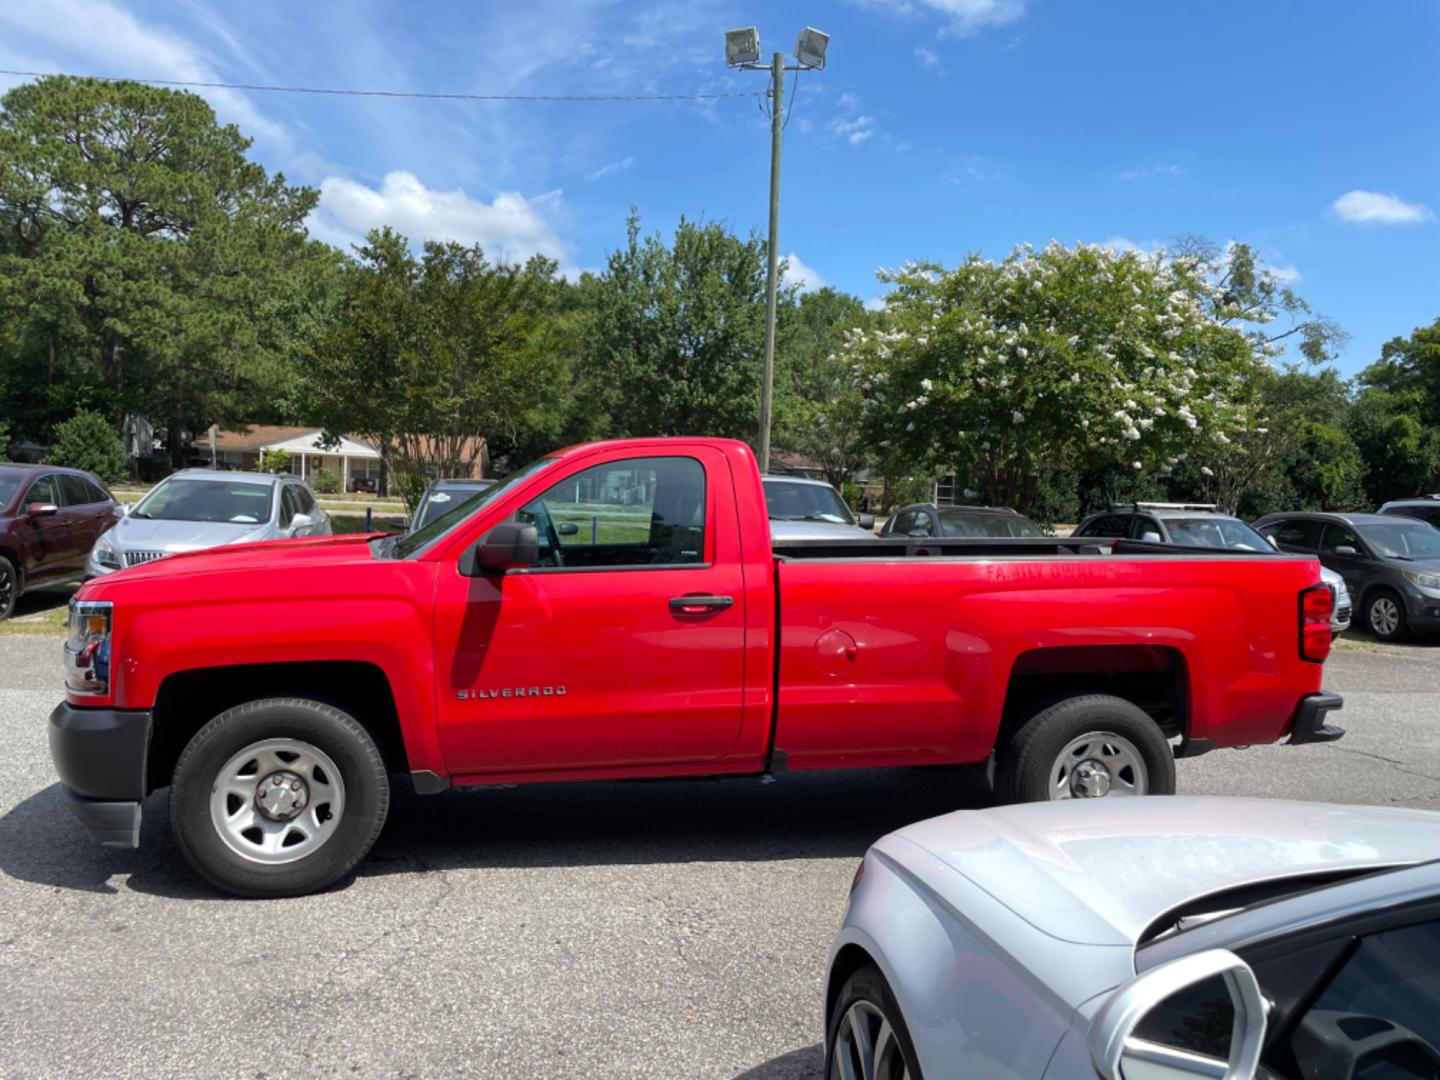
[171,698,390,898]
[997,694,1175,803]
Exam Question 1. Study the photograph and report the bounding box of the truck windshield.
[1164,517,1271,551]
[132,478,274,524]
[387,457,557,559]
[939,511,1045,538]
[763,480,856,525]
[1358,521,1440,559]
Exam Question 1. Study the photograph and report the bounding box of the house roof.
[202,425,380,459]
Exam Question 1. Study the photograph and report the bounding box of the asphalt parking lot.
[2,632,1438,1079]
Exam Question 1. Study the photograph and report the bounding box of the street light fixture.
[725,25,828,474]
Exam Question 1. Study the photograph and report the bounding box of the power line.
[0,68,760,103]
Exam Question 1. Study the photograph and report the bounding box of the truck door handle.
[669,594,734,613]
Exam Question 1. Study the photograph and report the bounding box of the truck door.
[432,448,748,775]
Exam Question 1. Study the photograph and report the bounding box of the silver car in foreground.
[827,797,1440,1079]
[87,469,331,576]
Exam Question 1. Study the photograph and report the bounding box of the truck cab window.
[518,456,706,569]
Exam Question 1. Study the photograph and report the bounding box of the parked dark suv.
[0,463,119,620]
[882,503,1046,538]
[1254,511,1440,640]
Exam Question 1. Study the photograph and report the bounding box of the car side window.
[908,511,934,537]
[58,474,93,506]
[1081,514,1131,538]
[278,486,299,527]
[294,486,316,514]
[84,479,111,504]
[891,510,917,535]
[1320,523,1363,555]
[1280,919,1440,1077]
[23,474,59,507]
[1266,519,1322,550]
[517,456,706,570]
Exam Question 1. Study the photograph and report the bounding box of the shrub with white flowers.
[844,242,1268,511]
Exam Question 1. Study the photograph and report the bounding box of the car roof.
[0,462,95,477]
[1380,497,1440,507]
[1256,511,1397,525]
[884,796,1440,949]
[761,475,836,488]
[164,469,283,484]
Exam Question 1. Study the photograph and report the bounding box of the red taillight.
[1300,584,1334,662]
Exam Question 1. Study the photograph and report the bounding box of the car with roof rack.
[881,501,1047,539]
[1075,502,1352,635]
[1255,510,1440,641]
[826,796,1440,1080]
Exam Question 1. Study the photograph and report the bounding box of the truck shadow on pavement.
[0,766,992,899]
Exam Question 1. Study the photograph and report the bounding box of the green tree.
[47,409,127,481]
[0,76,332,456]
[843,243,1264,513]
[1348,387,1439,504]
[1355,316,1440,420]
[258,448,291,474]
[579,212,776,441]
[304,228,563,512]
[774,286,873,488]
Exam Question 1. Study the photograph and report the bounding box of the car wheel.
[171,698,390,898]
[997,694,1176,802]
[826,964,924,1080]
[1366,589,1406,641]
[0,555,18,621]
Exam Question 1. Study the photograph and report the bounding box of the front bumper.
[48,702,152,849]
[1286,691,1345,746]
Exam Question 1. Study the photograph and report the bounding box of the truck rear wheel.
[997,694,1175,803]
[171,698,390,898]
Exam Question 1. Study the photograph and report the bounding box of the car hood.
[887,797,1440,947]
[107,515,272,551]
[1384,556,1440,572]
[769,519,878,541]
[84,532,378,591]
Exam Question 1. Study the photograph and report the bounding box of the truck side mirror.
[1089,949,1266,1080]
[470,523,540,574]
[27,502,59,518]
[857,513,876,530]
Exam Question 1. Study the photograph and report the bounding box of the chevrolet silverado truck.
[50,437,1343,897]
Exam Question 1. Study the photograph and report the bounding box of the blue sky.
[1,0,1436,374]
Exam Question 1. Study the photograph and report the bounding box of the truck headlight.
[64,600,113,695]
[93,531,122,569]
[1402,570,1440,591]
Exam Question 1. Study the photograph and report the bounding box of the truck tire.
[1365,588,1406,641]
[826,964,925,1080]
[997,694,1175,803]
[0,555,17,622]
[171,698,390,898]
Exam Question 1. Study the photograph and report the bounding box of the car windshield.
[414,488,487,530]
[132,478,274,524]
[388,458,557,559]
[763,480,856,525]
[1163,517,1271,551]
[0,476,21,507]
[938,510,1045,538]
[1357,520,1440,559]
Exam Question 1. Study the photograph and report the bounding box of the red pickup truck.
[50,437,1342,897]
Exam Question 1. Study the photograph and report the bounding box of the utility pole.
[758,50,784,475]
[724,26,828,476]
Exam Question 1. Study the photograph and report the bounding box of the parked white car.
[763,475,878,542]
[87,470,331,576]
[827,797,1440,1079]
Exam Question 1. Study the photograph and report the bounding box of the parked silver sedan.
[86,470,330,576]
[827,797,1440,1079]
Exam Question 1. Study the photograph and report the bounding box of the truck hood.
[82,532,379,591]
[887,797,1440,947]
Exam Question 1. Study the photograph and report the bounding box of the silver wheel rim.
[1049,731,1147,799]
[0,565,13,612]
[1371,597,1400,637]
[832,1001,912,1080]
[208,738,346,864]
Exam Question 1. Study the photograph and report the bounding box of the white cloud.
[829,95,878,146]
[1100,236,1166,258]
[584,156,634,183]
[782,253,826,292]
[856,0,1026,36]
[1330,190,1434,226]
[309,171,572,270]
[863,296,887,313]
[914,46,941,68]
[1116,163,1187,182]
